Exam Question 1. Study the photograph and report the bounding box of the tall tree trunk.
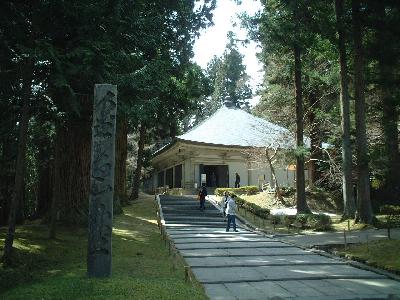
[335,0,356,218]
[308,91,322,188]
[49,121,62,239]
[36,132,53,218]
[130,124,146,201]
[2,76,31,265]
[294,44,310,214]
[352,0,373,224]
[0,137,15,226]
[53,95,92,225]
[375,2,400,200]
[114,117,128,212]
[265,148,284,203]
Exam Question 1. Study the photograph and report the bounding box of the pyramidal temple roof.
[177,106,305,149]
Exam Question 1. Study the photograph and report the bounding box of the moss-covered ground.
[334,239,400,274]
[0,194,207,300]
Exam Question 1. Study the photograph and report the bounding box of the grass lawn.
[334,239,400,274]
[0,194,207,300]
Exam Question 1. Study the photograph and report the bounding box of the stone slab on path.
[158,195,400,299]
[186,254,346,267]
[193,264,385,283]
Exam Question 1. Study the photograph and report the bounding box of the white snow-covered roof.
[177,106,306,149]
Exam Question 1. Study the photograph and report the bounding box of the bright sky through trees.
[193,0,263,106]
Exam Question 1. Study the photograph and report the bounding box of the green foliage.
[336,240,400,274]
[215,186,259,196]
[0,0,218,225]
[295,213,309,228]
[283,215,296,229]
[239,200,270,219]
[194,33,253,122]
[250,0,342,191]
[380,205,400,228]
[380,205,400,215]
[306,213,332,231]
[280,186,295,197]
[219,192,271,219]
[249,0,400,200]
[270,215,281,225]
[280,213,332,231]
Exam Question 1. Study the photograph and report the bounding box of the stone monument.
[87,84,117,277]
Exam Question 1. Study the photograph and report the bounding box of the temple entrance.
[199,164,229,188]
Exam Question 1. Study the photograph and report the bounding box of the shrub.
[271,215,281,225]
[228,194,270,219]
[380,205,400,228]
[235,196,245,207]
[215,188,270,219]
[295,214,310,228]
[380,205,400,215]
[283,215,296,229]
[277,213,332,231]
[306,214,332,231]
[168,188,183,196]
[215,186,259,196]
[280,186,295,197]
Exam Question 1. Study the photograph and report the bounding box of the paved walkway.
[158,195,400,300]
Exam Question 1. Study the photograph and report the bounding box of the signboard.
[201,173,207,184]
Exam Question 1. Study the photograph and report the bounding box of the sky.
[192,0,263,106]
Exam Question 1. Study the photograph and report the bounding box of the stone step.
[159,195,196,201]
[163,216,223,221]
[162,211,220,216]
[164,213,223,220]
[174,241,290,250]
[160,201,200,205]
[162,209,219,214]
[165,222,227,227]
[179,246,310,258]
[161,202,216,209]
[169,232,259,238]
[192,264,385,284]
[165,223,231,228]
[162,210,222,215]
[173,237,274,244]
[186,255,346,268]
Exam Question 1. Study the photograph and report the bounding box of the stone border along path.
[157,195,400,300]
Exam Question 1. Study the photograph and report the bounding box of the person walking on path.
[226,194,238,232]
[235,172,240,188]
[221,191,229,218]
[199,185,207,211]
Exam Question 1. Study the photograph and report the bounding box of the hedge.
[219,193,270,219]
[281,213,332,231]
[380,205,400,228]
[215,186,259,196]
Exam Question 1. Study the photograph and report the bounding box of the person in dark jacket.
[199,185,207,211]
[235,172,240,188]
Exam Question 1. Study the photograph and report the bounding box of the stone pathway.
[158,195,400,300]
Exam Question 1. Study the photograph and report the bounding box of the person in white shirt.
[221,191,229,218]
[225,194,238,232]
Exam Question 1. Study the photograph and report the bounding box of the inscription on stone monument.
[87,84,117,277]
